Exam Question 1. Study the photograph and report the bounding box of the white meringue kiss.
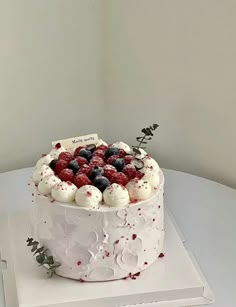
[103,183,130,207]
[32,165,54,184]
[51,182,77,202]
[126,179,152,201]
[38,175,61,195]
[75,185,102,209]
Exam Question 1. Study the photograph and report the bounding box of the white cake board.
[0,209,214,307]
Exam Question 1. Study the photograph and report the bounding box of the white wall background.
[105,0,236,188]
[0,0,236,188]
[0,0,105,171]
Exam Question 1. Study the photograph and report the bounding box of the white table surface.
[0,167,235,307]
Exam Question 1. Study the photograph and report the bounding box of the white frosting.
[134,148,148,159]
[75,185,102,209]
[51,182,77,202]
[32,165,54,184]
[38,175,61,195]
[49,146,66,159]
[142,170,161,189]
[96,139,108,147]
[111,142,131,154]
[30,171,164,281]
[103,184,130,207]
[142,156,160,171]
[126,179,152,201]
[36,155,53,169]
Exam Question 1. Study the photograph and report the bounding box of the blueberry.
[68,160,80,174]
[49,159,58,170]
[112,158,125,171]
[93,176,110,192]
[86,144,96,153]
[105,147,119,159]
[89,166,104,180]
[79,149,92,161]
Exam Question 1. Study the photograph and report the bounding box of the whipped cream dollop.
[51,182,77,202]
[49,146,66,159]
[126,179,152,201]
[103,184,129,207]
[134,148,148,159]
[75,185,102,209]
[142,156,160,171]
[111,142,131,154]
[36,154,53,169]
[32,165,54,184]
[142,171,160,189]
[38,175,61,195]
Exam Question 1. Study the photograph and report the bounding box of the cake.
[29,129,164,281]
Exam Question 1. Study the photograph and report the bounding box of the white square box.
[0,209,214,307]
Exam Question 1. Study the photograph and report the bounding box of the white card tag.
[52,133,99,149]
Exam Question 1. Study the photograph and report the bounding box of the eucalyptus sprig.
[132,123,159,155]
[26,237,60,277]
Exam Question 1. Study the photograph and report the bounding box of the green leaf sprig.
[26,238,60,277]
[132,123,159,155]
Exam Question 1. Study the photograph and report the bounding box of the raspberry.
[119,149,126,157]
[90,156,105,167]
[96,145,108,151]
[58,169,74,182]
[76,156,88,166]
[93,149,105,159]
[135,171,144,179]
[124,155,134,164]
[73,174,91,188]
[78,164,92,176]
[58,152,73,162]
[54,160,68,174]
[103,165,117,180]
[107,155,119,164]
[111,172,129,186]
[123,164,136,179]
[74,146,85,157]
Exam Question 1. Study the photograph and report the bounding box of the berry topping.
[73,174,92,188]
[119,149,126,157]
[54,160,68,175]
[79,149,92,161]
[76,156,88,166]
[124,155,134,164]
[58,169,74,182]
[78,164,92,176]
[96,145,108,151]
[55,143,61,149]
[74,146,85,157]
[107,155,119,165]
[123,164,137,179]
[159,253,165,258]
[90,156,105,167]
[86,144,96,152]
[89,166,104,180]
[68,160,80,174]
[49,159,58,170]
[105,147,119,159]
[131,158,144,170]
[112,158,125,171]
[135,171,144,179]
[132,234,137,240]
[93,175,110,192]
[58,151,73,162]
[93,149,105,159]
[111,172,128,186]
[103,165,117,180]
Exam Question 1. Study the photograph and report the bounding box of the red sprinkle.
[159,252,165,258]
[77,261,81,266]
[79,278,85,282]
[114,240,119,244]
[144,262,148,265]
[153,218,155,221]
[158,205,161,208]
[132,234,137,240]
[87,191,92,197]
[105,250,110,257]
[32,193,34,196]
[41,153,47,157]
[55,142,61,149]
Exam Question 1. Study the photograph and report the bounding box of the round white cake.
[30,137,164,281]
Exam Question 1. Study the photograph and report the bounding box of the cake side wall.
[30,182,164,281]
